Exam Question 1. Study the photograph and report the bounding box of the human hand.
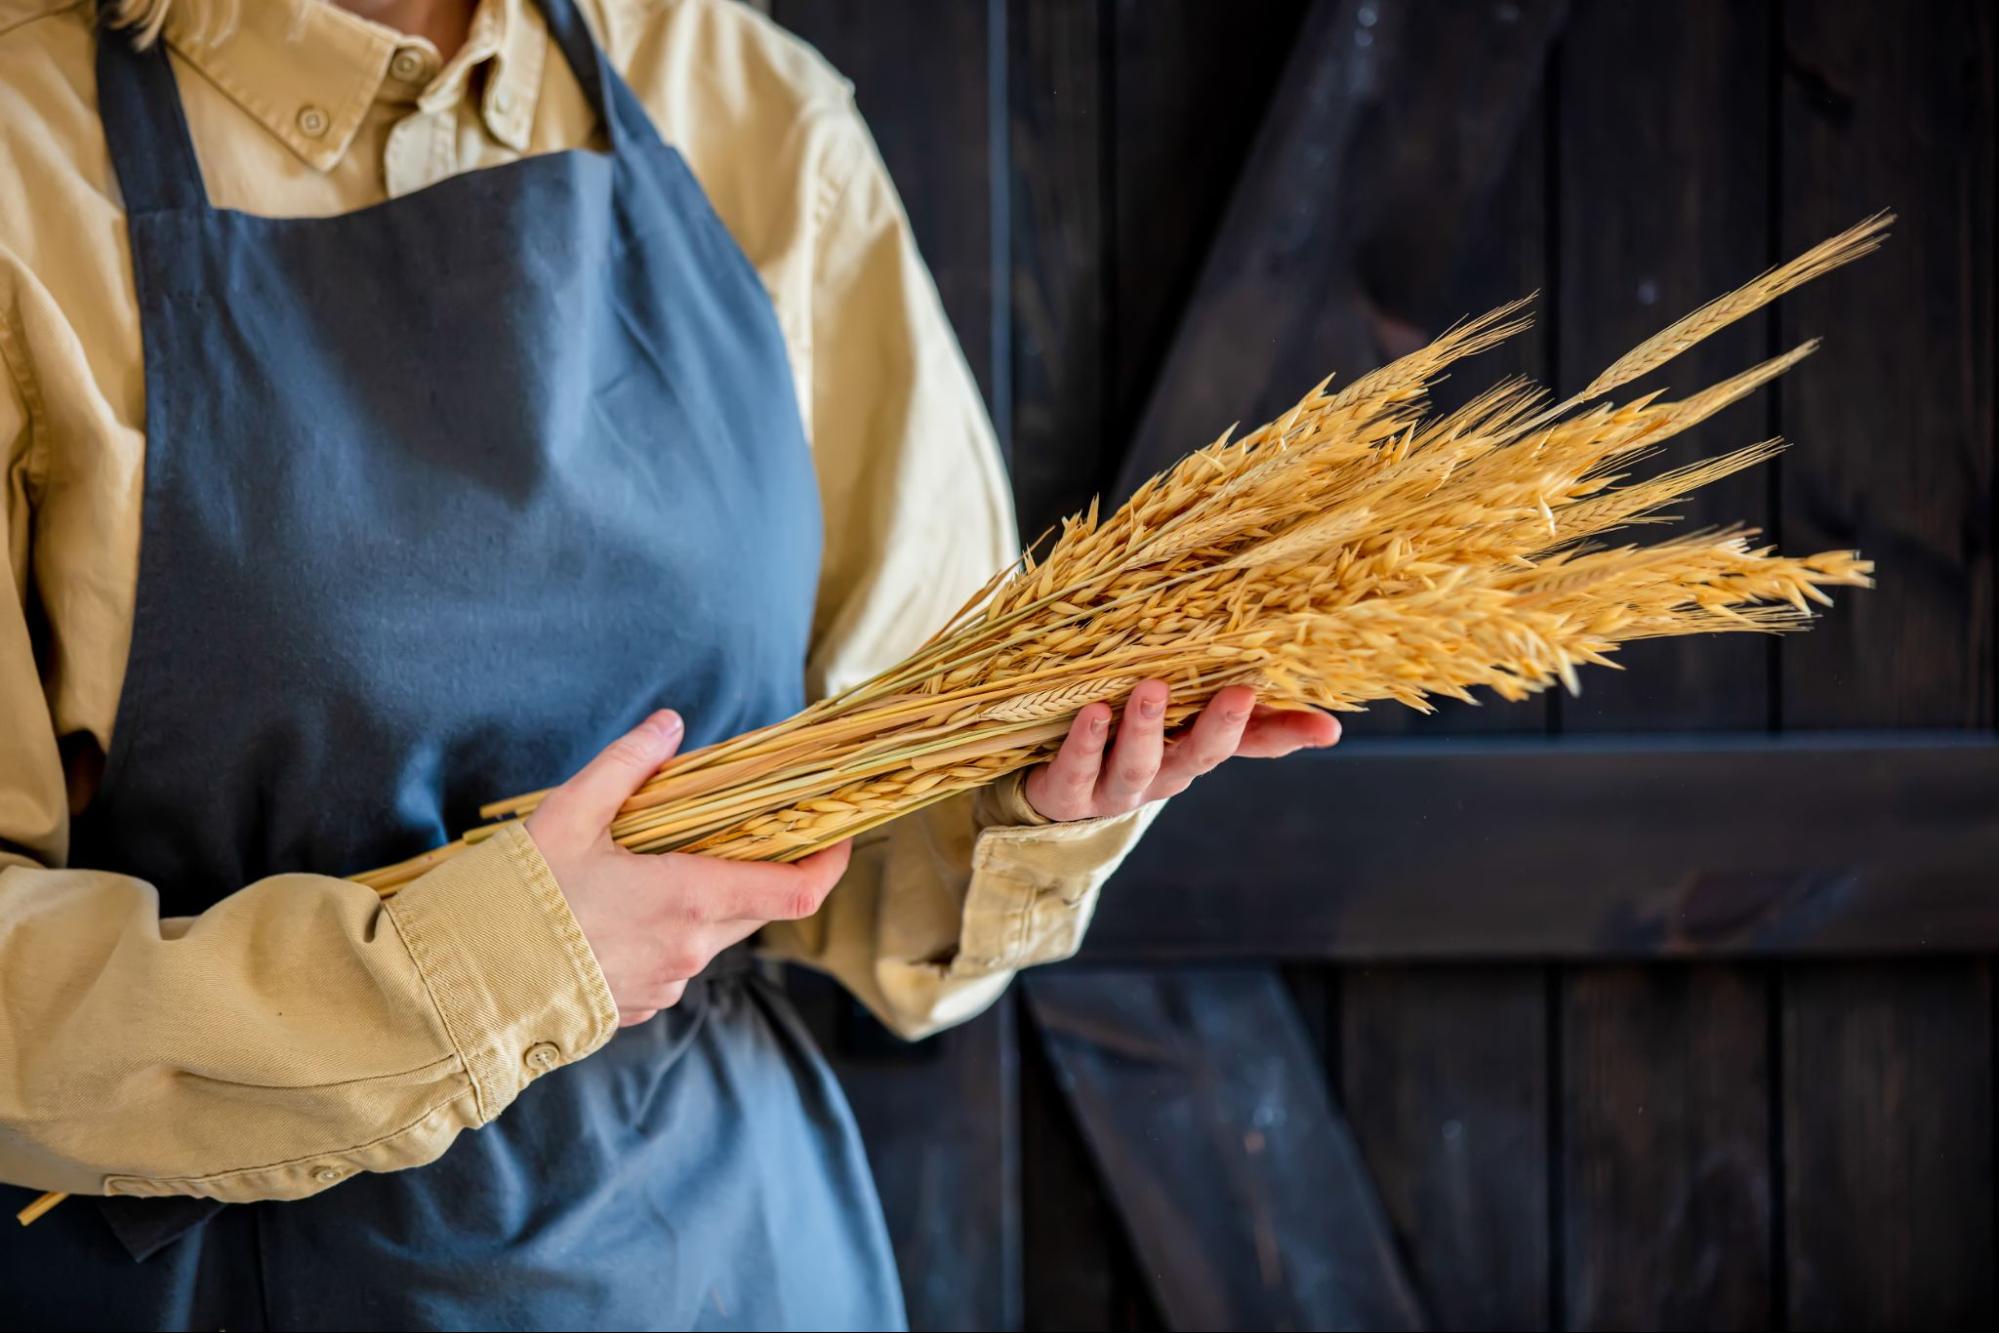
[1020,681,1341,822]
[525,709,852,1026]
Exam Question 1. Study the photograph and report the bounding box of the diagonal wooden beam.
[1022,968,1428,1331]
[1114,0,1570,498]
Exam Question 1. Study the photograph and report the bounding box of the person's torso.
[0,0,856,802]
[0,6,904,1326]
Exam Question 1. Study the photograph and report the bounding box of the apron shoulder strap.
[534,0,658,154]
[93,16,208,216]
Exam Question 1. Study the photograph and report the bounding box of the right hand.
[524,709,852,1026]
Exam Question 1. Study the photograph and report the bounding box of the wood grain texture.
[749,2,1999,1326]
[1085,734,1999,959]
[1551,9,1781,1318]
[1561,966,1773,1331]
[1782,963,1995,1329]
[1340,966,1550,1331]
[1108,0,1311,456]
[1776,0,1995,728]
[1556,0,1773,734]
[1020,995,1160,1333]
[1008,0,1109,541]
[1111,0,1567,497]
[1024,969,1427,1331]
[1773,7,1997,1326]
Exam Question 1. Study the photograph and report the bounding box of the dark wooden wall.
[758,1,1998,1328]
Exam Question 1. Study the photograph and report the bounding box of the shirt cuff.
[381,823,619,1124]
[951,792,1165,978]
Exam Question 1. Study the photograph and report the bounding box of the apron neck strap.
[94,0,648,217]
[535,0,638,153]
[94,13,207,215]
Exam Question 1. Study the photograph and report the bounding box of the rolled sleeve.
[382,822,619,1127]
[958,787,1161,976]
[760,783,1161,1041]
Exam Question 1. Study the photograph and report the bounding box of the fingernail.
[1226,706,1250,722]
[1091,712,1109,735]
[650,710,683,738]
[1140,695,1164,719]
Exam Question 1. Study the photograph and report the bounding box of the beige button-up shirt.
[0,0,1158,1203]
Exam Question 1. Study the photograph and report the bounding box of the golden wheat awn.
[345,215,1887,893]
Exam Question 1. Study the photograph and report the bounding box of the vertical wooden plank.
[1311,2,1562,1292]
[1783,964,1995,1328]
[1778,0,1995,728]
[1008,0,1108,540]
[1340,966,1550,1331]
[1108,0,1312,451]
[1269,1,1564,1316]
[1281,963,1341,1074]
[1776,2,1996,1326]
[1557,0,1773,735]
[1553,6,1780,1328]
[1563,967,1774,1331]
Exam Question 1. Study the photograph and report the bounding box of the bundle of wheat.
[353,216,1885,894]
[12,217,1889,1232]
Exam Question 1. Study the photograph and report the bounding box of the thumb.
[549,709,684,832]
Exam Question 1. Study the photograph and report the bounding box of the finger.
[1149,686,1256,797]
[1234,708,1342,759]
[669,839,855,923]
[1096,679,1169,810]
[543,710,684,832]
[1024,702,1113,820]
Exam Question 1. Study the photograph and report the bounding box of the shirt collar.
[164,0,548,173]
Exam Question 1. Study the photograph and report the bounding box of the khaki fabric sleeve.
[754,95,1160,1040]
[0,299,619,1201]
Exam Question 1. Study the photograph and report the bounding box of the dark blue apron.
[0,4,905,1328]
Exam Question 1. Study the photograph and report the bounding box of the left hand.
[1021,680,1341,822]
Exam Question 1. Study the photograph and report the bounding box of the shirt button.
[312,1165,346,1185]
[390,48,432,82]
[524,1042,561,1074]
[491,88,514,115]
[296,104,330,138]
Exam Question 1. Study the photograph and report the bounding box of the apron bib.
[0,4,903,1328]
